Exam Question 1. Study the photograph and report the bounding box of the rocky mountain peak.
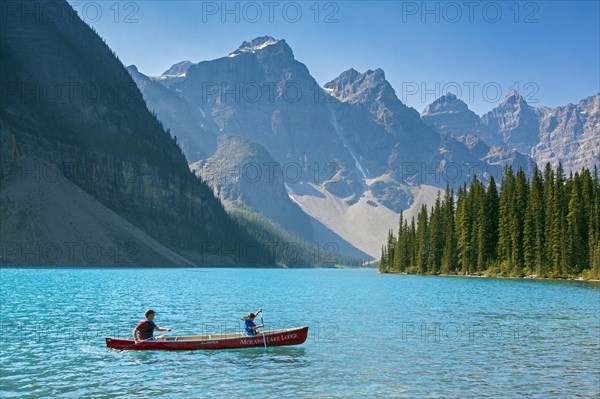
[422,93,471,116]
[228,36,293,59]
[498,89,527,108]
[577,93,600,112]
[364,68,386,82]
[238,36,279,50]
[161,60,193,77]
[421,93,483,138]
[328,68,360,84]
[324,68,394,104]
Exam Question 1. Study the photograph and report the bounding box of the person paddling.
[241,308,264,336]
[132,309,171,344]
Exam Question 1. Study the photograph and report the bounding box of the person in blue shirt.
[241,307,263,336]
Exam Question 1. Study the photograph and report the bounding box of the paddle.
[260,310,268,353]
[123,335,166,350]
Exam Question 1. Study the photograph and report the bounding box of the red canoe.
[105,326,308,350]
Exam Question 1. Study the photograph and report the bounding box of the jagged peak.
[325,68,389,91]
[433,92,463,104]
[421,93,473,116]
[238,36,280,50]
[228,36,292,58]
[324,68,359,90]
[365,68,386,81]
[576,93,600,109]
[338,68,360,80]
[498,89,526,107]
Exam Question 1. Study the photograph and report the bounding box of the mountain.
[0,0,271,266]
[178,36,363,198]
[154,61,193,88]
[533,94,600,171]
[189,135,312,239]
[323,69,533,200]
[480,90,542,155]
[421,93,484,138]
[127,65,216,160]
[130,36,535,258]
[324,68,438,179]
[422,91,600,172]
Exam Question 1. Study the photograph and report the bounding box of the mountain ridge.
[129,36,539,257]
[421,90,600,172]
[0,1,273,266]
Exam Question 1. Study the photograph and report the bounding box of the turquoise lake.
[0,268,598,398]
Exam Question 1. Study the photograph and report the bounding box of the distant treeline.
[230,204,366,267]
[380,164,600,279]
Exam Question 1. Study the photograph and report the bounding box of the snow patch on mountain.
[229,36,281,57]
[328,107,368,179]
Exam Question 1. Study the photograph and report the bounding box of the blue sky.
[68,1,599,115]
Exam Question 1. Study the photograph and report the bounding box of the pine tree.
[379,164,598,280]
[380,245,387,272]
[593,243,600,279]
[456,183,472,274]
[393,210,404,272]
[551,163,567,276]
[400,219,411,273]
[402,220,414,272]
[524,166,545,275]
[416,205,429,274]
[590,166,600,278]
[566,173,587,274]
[469,176,486,273]
[511,168,529,276]
[393,236,401,272]
[409,217,417,272]
[498,165,515,275]
[386,229,396,272]
[580,169,594,272]
[428,192,444,274]
[543,163,555,272]
[441,184,456,274]
[485,176,500,263]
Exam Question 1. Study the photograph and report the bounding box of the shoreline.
[380,271,600,283]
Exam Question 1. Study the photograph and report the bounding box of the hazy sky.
[67,1,599,115]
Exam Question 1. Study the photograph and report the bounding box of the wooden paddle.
[260,311,268,352]
[123,335,166,350]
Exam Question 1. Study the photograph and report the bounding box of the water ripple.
[0,268,598,398]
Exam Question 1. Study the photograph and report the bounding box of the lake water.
[0,268,598,398]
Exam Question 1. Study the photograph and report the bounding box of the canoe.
[105,326,308,350]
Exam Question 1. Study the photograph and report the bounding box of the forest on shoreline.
[379,164,600,280]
